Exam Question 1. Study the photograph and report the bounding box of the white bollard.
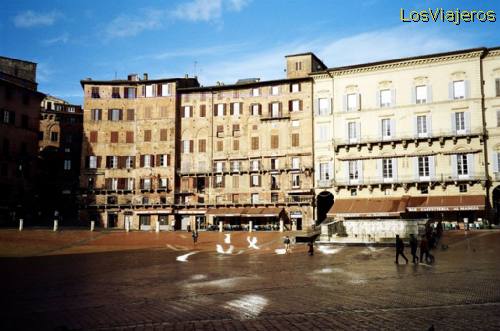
[155,220,160,233]
[249,220,253,233]
[125,219,129,232]
[279,220,284,232]
[53,220,58,232]
[19,219,23,231]
[90,221,95,232]
[219,220,223,233]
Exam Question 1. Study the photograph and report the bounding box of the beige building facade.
[315,47,499,243]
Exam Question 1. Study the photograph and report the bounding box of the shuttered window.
[89,131,98,143]
[271,135,279,149]
[110,132,118,143]
[292,133,299,147]
[198,139,206,153]
[217,140,223,152]
[251,137,259,150]
[144,130,151,142]
[160,129,168,141]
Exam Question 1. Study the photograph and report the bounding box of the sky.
[1,0,499,105]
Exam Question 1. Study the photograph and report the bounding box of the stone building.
[0,56,45,224]
[175,53,326,231]
[315,47,500,243]
[79,74,199,229]
[38,95,83,223]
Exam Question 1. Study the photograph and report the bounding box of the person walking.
[307,240,314,256]
[395,234,408,264]
[284,236,291,253]
[409,233,419,264]
[420,235,435,264]
[192,230,198,244]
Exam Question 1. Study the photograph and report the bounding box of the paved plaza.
[0,229,499,330]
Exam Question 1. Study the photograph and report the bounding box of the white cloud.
[137,42,248,61]
[195,25,469,86]
[104,9,165,38]
[13,10,61,28]
[172,0,250,22]
[36,63,55,83]
[41,33,69,46]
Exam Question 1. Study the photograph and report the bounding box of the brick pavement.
[0,230,499,330]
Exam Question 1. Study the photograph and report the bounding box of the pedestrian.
[436,220,443,240]
[420,235,435,264]
[307,240,314,256]
[54,209,59,221]
[192,230,198,244]
[394,234,408,264]
[284,236,290,253]
[409,233,419,264]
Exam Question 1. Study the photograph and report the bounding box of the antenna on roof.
[114,71,117,80]
[194,61,198,77]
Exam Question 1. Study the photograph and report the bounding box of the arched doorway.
[492,186,500,224]
[316,191,334,225]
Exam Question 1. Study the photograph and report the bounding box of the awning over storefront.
[136,209,173,215]
[206,208,244,217]
[407,195,485,212]
[327,196,409,218]
[241,207,283,218]
[176,209,207,215]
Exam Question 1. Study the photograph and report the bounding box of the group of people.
[395,221,444,265]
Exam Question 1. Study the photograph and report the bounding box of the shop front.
[206,207,284,231]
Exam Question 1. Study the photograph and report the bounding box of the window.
[127,178,134,190]
[161,84,170,96]
[232,124,240,135]
[291,120,300,127]
[417,115,427,137]
[126,156,134,169]
[214,161,224,173]
[112,87,120,98]
[271,135,279,149]
[347,93,358,111]
[271,102,280,118]
[159,178,168,189]
[89,156,97,169]
[380,89,392,107]
[459,184,467,193]
[144,107,152,119]
[319,162,330,180]
[126,131,134,143]
[271,86,280,96]
[295,62,302,71]
[183,106,192,118]
[348,122,357,143]
[231,161,240,172]
[107,156,118,169]
[497,111,500,127]
[200,105,206,117]
[182,140,193,153]
[251,88,260,97]
[110,131,118,143]
[198,139,206,153]
[89,131,98,143]
[233,139,239,151]
[382,159,393,179]
[216,104,225,117]
[232,176,239,189]
[318,98,331,115]
[144,130,151,142]
[348,161,359,180]
[160,129,168,141]
[291,133,299,147]
[381,119,392,139]
[109,109,121,121]
[292,157,300,169]
[457,154,469,176]
[64,160,71,170]
[231,102,240,116]
[3,110,10,124]
[420,186,429,194]
[145,85,154,97]
[251,160,260,171]
[251,193,259,204]
[317,123,331,142]
[91,109,101,121]
[351,189,357,196]
[251,175,261,187]
[292,174,300,188]
[453,80,465,99]
[455,112,466,133]
[159,154,169,167]
[91,87,99,98]
[418,156,430,179]
[251,137,259,150]
[416,85,427,104]
[126,109,135,121]
[126,87,136,99]
[142,178,151,190]
[216,140,223,152]
[290,100,301,112]
[251,104,261,116]
[143,155,152,168]
[290,83,300,93]
[271,193,279,203]
[270,158,279,170]
[51,132,59,142]
[215,175,224,188]
[271,175,279,189]
[496,78,500,97]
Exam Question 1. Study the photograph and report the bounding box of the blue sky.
[1,0,499,105]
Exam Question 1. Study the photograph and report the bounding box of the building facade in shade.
[38,95,83,224]
[0,56,45,224]
[175,53,326,231]
[79,74,199,229]
[315,47,500,243]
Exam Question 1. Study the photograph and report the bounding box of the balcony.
[316,179,333,188]
[334,128,484,152]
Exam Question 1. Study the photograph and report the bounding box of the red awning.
[206,208,244,217]
[241,207,283,217]
[327,196,409,218]
[407,195,485,212]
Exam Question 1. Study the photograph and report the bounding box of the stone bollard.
[90,221,95,232]
[125,219,129,232]
[53,220,58,232]
[155,220,160,233]
[19,219,23,231]
[249,220,253,233]
[279,220,284,232]
[219,220,223,233]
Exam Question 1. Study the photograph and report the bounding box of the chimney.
[143,73,148,80]
[184,74,189,79]
[128,74,138,81]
